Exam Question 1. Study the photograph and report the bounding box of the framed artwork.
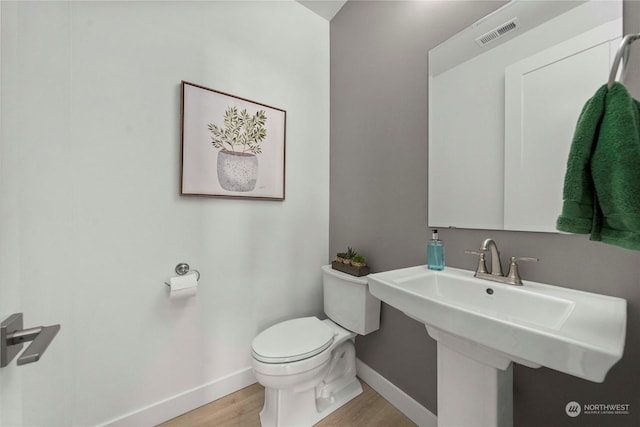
[180,81,286,200]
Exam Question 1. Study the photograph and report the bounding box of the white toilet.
[251,265,381,427]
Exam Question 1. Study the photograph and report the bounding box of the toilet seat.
[252,317,335,364]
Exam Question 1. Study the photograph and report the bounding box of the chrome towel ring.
[607,33,640,89]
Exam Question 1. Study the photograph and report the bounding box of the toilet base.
[259,376,362,427]
[258,338,361,427]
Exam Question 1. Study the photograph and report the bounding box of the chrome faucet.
[465,239,538,286]
[480,238,503,276]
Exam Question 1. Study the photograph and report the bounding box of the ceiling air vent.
[475,18,520,47]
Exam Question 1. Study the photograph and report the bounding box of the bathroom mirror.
[428,0,622,232]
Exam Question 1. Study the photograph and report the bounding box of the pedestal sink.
[367,266,626,427]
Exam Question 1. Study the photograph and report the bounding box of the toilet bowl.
[251,266,381,427]
[252,317,361,426]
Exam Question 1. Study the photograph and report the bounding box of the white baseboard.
[356,358,437,427]
[101,360,435,427]
[102,367,256,427]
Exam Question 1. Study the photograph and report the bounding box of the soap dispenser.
[427,229,445,271]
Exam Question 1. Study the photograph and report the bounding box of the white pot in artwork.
[217,149,259,192]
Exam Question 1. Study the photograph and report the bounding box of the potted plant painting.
[180,81,287,200]
[208,106,267,192]
[332,247,370,277]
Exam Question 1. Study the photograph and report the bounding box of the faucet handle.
[512,256,539,263]
[464,250,488,275]
[464,250,483,255]
[506,256,539,285]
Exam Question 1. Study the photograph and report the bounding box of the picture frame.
[180,81,287,200]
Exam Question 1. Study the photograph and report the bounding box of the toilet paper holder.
[164,262,200,286]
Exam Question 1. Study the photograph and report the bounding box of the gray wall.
[330,1,640,426]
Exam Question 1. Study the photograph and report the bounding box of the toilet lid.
[252,317,335,363]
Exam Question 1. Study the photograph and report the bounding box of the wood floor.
[158,379,417,427]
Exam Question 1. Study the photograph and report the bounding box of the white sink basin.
[367,266,626,382]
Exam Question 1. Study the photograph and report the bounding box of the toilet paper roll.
[168,273,198,299]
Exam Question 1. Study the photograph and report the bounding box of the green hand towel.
[557,82,640,250]
[556,84,607,234]
[590,83,640,249]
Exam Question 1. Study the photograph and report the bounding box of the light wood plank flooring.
[158,379,417,427]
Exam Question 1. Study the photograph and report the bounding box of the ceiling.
[297,0,347,21]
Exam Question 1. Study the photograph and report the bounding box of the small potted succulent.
[332,247,370,277]
[351,255,367,268]
[343,247,358,265]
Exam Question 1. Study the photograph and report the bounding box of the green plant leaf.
[208,106,268,154]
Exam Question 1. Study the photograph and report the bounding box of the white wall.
[0,1,329,425]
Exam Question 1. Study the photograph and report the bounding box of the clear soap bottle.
[427,229,445,271]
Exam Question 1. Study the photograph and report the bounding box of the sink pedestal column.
[437,343,513,427]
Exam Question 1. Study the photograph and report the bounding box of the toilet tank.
[321,265,381,335]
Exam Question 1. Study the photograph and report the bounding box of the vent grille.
[475,18,520,47]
